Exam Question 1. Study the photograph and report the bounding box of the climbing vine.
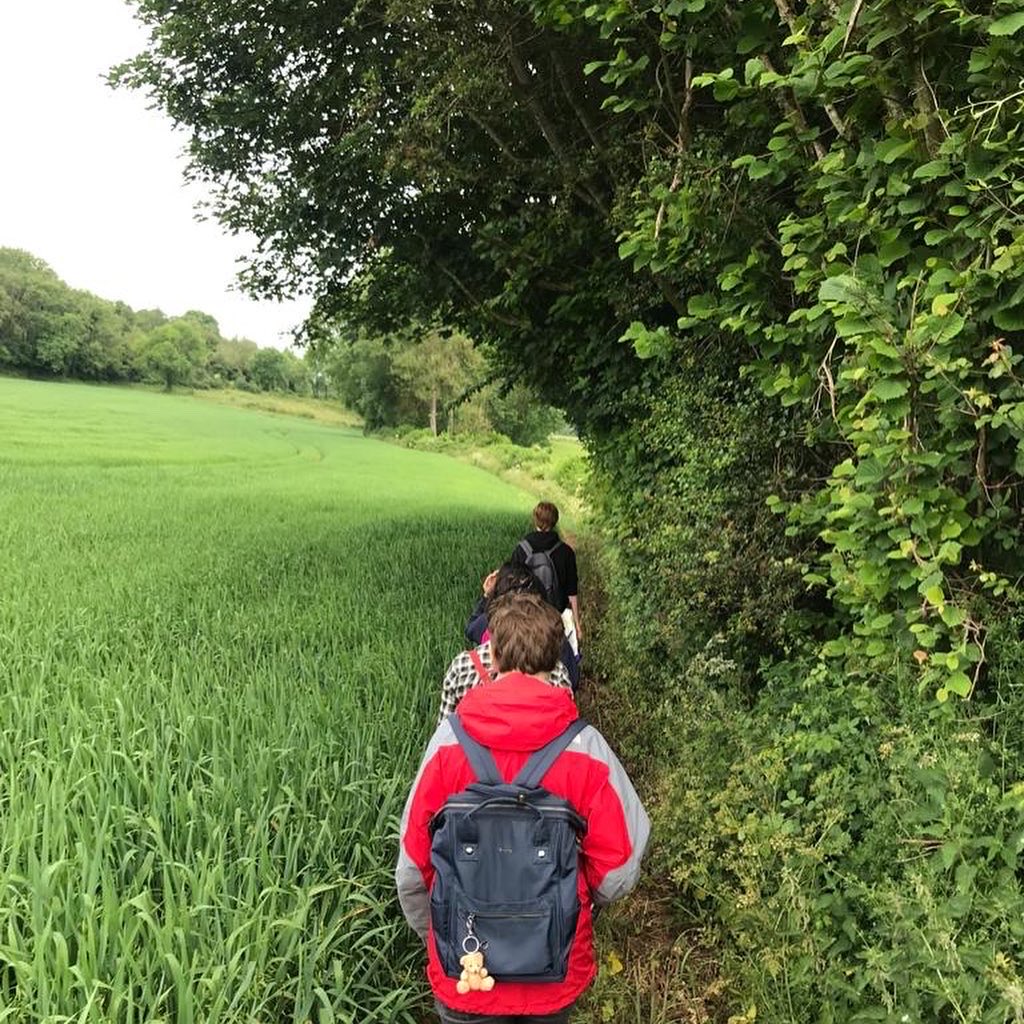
[548,0,1024,699]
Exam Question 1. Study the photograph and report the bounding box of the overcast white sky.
[0,0,312,350]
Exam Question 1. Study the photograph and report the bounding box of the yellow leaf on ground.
[727,1006,757,1024]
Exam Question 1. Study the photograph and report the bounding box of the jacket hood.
[457,672,578,752]
[523,529,562,552]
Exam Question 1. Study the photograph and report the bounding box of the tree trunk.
[430,391,438,436]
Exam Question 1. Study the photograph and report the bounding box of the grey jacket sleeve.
[576,725,651,906]
[395,845,430,942]
[394,719,457,942]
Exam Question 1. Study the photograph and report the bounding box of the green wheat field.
[0,377,532,1023]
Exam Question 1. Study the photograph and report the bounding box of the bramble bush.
[652,667,1024,1023]
[587,366,818,692]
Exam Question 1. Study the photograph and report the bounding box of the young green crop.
[0,378,532,1023]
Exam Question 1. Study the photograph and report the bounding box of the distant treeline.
[318,325,566,445]
[0,248,312,393]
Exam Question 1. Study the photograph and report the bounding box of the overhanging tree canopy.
[111,1,695,434]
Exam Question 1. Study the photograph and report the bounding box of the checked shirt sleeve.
[437,645,503,725]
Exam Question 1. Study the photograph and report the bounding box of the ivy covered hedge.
[571,0,1024,699]
[577,0,1024,1017]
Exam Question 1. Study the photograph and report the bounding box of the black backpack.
[429,715,588,983]
[518,538,564,609]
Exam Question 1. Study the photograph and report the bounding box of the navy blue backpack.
[429,715,588,983]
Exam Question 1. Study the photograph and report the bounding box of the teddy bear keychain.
[456,915,496,994]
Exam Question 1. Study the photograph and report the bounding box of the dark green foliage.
[569,1,1024,1014]
[135,319,209,391]
[648,668,1024,1023]
[249,347,291,392]
[568,0,1024,699]
[320,324,566,440]
[111,0,660,435]
[588,364,819,689]
[485,383,565,447]
[209,336,259,387]
[0,249,135,380]
[324,331,411,431]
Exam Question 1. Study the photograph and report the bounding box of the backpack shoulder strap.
[546,542,563,583]
[449,714,502,785]
[468,647,493,687]
[518,538,535,559]
[513,718,589,789]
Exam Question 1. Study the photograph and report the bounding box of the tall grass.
[0,379,531,1022]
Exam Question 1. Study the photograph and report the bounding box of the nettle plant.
[552,0,1024,699]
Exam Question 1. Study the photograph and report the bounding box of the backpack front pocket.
[454,896,560,981]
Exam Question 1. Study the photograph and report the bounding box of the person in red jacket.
[396,593,650,1022]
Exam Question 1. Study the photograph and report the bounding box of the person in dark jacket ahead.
[396,594,649,1022]
[510,502,581,645]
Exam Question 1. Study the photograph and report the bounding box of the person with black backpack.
[510,502,581,648]
[397,593,649,1022]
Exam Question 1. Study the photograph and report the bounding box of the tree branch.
[551,48,610,164]
[466,112,528,165]
[506,31,610,216]
[771,0,846,142]
[760,54,827,161]
[654,58,694,241]
[420,239,531,331]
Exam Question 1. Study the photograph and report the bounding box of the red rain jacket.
[396,673,649,1016]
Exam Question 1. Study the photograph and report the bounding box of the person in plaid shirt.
[438,565,573,724]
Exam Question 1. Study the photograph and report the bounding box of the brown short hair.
[532,501,559,531]
[489,593,563,675]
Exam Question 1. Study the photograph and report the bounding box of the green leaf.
[835,316,872,337]
[744,57,765,84]
[994,305,1024,331]
[946,671,973,697]
[878,236,910,267]
[819,274,863,306]
[989,12,1024,36]
[932,313,966,344]
[875,138,916,164]
[898,196,927,215]
[968,50,994,72]
[940,604,967,627]
[713,79,740,101]
[873,378,909,401]
[914,160,951,181]
[941,519,963,540]
[687,294,717,318]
